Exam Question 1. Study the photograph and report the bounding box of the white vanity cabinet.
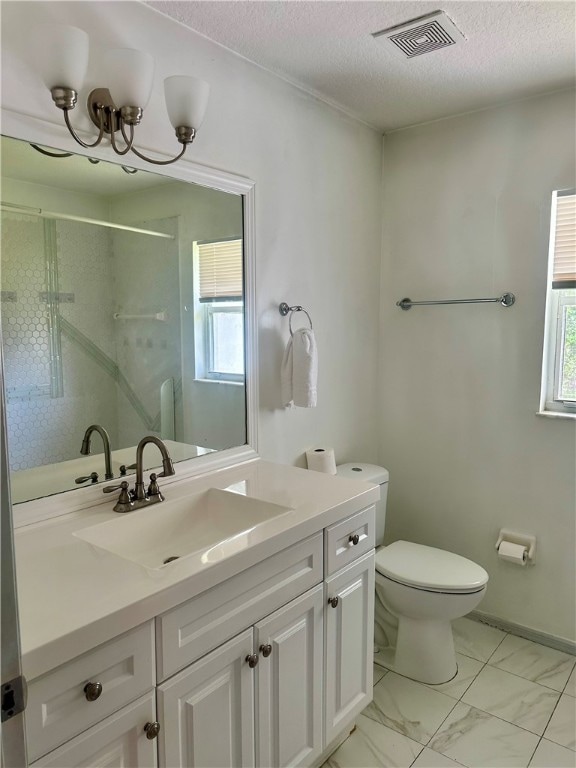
[324,551,375,746]
[157,628,256,767]
[254,584,324,767]
[323,505,375,746]
[155,534,325,768]
[157,585,324,768]
[23,501,376,768]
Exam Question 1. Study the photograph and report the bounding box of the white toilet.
[336,463,489,685]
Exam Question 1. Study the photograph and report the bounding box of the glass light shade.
[35,24,89,92]
[103,49,155,108]
[164,75,210,130]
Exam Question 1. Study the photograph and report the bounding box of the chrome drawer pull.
[349,534,360,546]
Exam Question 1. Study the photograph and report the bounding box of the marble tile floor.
[323,617,576,768]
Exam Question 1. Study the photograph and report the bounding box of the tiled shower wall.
[1,211,181,471]
[1,213,117,469]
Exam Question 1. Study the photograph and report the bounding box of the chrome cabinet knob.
[83,682,103,702]
[349,534,360,546]
[259,644,272,658]
[144,721,161,740]
[245,654,259,668]
[328,596,339,608]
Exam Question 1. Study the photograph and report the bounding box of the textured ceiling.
[147,1,576,132]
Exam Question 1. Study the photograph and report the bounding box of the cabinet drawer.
[156,533,323,681]
[27,621,155,762]
[324,505,375,577]
[31,692,157,768]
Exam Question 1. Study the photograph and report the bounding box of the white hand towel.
[281,336,294,407]
[292,328,317,407]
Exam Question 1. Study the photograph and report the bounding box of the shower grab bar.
[113,311,167,321]
[396,293,515,310]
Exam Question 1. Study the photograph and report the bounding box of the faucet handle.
[75,472,99,485]
[103,481,133,513]
[119,464,137,476]
[103,482,126,493]
[147,473,163,499]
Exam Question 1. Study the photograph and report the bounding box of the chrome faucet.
[80,424,113,480]
[103,435,175,512]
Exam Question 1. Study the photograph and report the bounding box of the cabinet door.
[255,585,324,768]
[31,693,157,767]
[324,551,374,746]
[157,628,255,768]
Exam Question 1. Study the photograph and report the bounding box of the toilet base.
[394,616,457,684]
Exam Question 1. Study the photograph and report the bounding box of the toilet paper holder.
[495,529,536,564]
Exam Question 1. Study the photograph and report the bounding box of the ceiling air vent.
[373,10,465,58]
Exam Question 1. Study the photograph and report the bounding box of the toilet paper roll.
[306,447,337,474]
[497,540,528,566]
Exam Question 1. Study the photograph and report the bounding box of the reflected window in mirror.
[195,238,244,383]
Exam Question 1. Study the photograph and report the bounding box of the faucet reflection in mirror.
[36,24,210,165]
[80,424,113,480]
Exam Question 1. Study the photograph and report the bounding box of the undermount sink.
[74,488,294,570]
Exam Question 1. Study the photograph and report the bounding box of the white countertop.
[14,459,379,681]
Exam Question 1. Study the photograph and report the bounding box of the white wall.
[379,89,576,641]
[1,0,383,470]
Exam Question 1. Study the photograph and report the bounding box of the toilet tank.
[336,463,389,547]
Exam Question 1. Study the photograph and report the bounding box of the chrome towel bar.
[396,293,516,311]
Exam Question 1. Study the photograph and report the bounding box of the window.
[540,190,576,416]
[195,238,244,382]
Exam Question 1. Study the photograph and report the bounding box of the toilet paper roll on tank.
[305,447,337,474]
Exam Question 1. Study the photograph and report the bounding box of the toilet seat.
[375,540,489,594]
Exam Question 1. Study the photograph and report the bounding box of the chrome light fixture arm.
[51,84,199,166]
[129,138,190,166]
[110,119,135,156]
[60,97,106,150]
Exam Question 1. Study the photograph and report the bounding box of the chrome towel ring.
[279,302,313,335]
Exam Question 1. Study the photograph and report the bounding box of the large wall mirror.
[0,135,254,507]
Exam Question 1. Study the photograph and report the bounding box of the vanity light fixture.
[36,24,210,166]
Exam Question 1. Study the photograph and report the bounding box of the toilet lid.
[375,541,489,592]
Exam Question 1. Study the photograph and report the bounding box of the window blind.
[552,191,576,289]
[198,238,243,302]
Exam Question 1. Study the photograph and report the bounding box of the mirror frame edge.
[1,109,259,528]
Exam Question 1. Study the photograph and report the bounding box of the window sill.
[536,410,576,421]
[194,378,244,387]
